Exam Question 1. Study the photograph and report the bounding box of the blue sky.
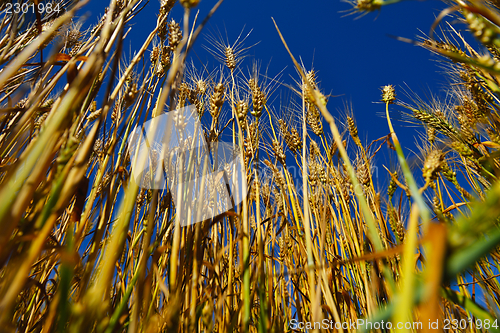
[79,0,452,158]
[70,0,467,186]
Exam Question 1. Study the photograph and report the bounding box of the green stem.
[385,102,430,227]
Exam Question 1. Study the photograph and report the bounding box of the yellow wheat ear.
[272,17,384,251]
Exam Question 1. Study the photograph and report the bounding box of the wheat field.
[0,0,499,332]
